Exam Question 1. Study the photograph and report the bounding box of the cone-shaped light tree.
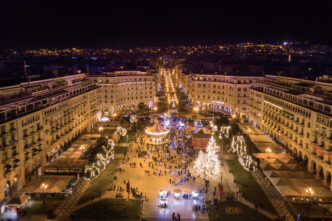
[193,136,221,180]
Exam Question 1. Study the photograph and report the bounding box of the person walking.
[177,213,181,221]
[172,212,175,221]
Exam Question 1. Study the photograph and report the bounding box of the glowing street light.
[98,126,104,132]
[153,106,158,111]
[40,183,48,207]
[193,107,199,112]
[305,187,314,204]
[247,128,251,134]
[80,145,86,157]
[265,147,272,159]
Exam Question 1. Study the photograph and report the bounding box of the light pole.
[41,183,48,207]
[265,147,272,159]
[305,187,314,205]
[80,145,86,158]
[193,107,199,119]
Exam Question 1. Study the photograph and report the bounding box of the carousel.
[144,120,170,147]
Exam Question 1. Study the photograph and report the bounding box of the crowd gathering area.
[5,109,332,221]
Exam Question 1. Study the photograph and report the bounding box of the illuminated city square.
[1,1,332,220]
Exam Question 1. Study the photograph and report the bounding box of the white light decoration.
[148,101,153,109]
[114,126,127,137]
[100,116,109,122]
[231,135,257,171]
[209,120,218,132]
[192,136,221,180]
[219,126,231,139]
[85,139,115,180]
[145,129,170,136]
[96,111,102,121]
[130,115,137,123]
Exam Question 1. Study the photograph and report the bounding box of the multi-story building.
[89,71,156,114]
[0,74,102,201]
[185,73,263,118]
[184,72,332,190]
[249,75,332,190]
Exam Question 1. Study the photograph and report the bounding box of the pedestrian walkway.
[54,178,90,219]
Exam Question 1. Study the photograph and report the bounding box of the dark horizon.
[1,0,332,49]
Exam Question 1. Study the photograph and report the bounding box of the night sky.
[1,0,332,48]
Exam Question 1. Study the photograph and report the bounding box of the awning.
[173,189,182,193]
[182,189,190,193]
[20,176,74,193]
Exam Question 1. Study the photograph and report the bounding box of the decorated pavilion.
[145,120,170,146]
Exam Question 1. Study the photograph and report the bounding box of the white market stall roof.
[255,152,332,198]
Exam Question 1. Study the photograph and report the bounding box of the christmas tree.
[193,136,221,180]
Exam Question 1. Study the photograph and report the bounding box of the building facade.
[183,72,332,190]
[89,71,156,114]
[0,74,102,202]
[184,73,263,119]
[249,75,332,190]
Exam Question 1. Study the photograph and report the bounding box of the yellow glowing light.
[98,126,104,132]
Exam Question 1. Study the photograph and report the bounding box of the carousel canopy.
[145,122,169,136]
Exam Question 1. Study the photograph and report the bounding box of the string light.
[192,136,221,180]
[209,120,218,132]
[85,138,115,180]
[114,126,127,136]
[219,126,231,139]
[130,115,137,123]
[231,135,257,171]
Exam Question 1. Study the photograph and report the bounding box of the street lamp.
[265,147,272,159]
[305,187,314,204]
[40,183,48,207]
[247,128,251,134]
[98,126,104,132]
[80,145,86,157]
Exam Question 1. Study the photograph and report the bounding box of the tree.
[193,136,221,180]
[138,102,148,113]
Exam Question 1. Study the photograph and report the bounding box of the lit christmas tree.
[193,136,221,180]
